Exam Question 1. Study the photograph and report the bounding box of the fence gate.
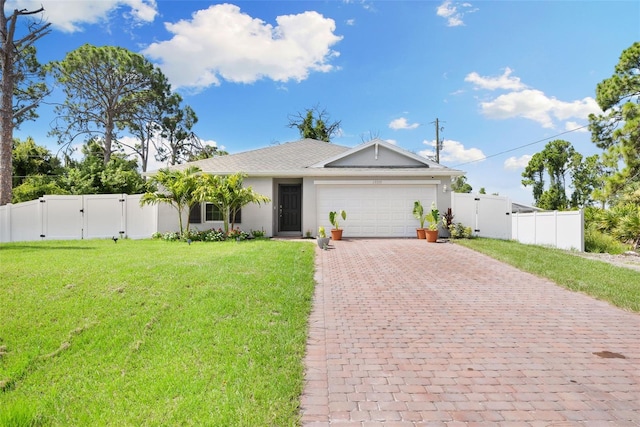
[451,193,512,240]
[83,194,127,239]
[41,195,84,240]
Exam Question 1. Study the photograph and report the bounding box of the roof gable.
[310,139,442,169]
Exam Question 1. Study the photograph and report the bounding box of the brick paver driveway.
[300,239,640,426]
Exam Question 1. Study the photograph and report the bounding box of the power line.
[451,124,590,168]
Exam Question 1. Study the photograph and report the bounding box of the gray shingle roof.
[171,138,349,174]
[166,138,464,177]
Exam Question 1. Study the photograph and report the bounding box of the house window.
[189,203,202,224]
[205,203,241,223]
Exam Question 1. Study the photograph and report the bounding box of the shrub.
[227,228,249,241]
[586,205,640,250]
[151,228,228,242]
[585,227,630,254]
[251,229,267,239]
[449,222,473,239]
[202,228,227,242]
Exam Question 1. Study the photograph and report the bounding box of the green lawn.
[0,239,316,426]
[456,238,640,313]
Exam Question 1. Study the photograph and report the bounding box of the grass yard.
[456,238,640,313]
[0,239,316,426]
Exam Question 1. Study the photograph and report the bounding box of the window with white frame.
[205,203,241,223]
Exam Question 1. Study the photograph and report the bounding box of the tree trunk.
[104,117,114,164]
[0,105,13,205]
[0,7,14,205]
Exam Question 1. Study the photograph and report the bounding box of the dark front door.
[279,184,302,232]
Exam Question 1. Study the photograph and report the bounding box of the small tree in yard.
[140,166,201,236]
[195,172,270,234]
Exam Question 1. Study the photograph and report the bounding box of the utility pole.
[432,118,444,163]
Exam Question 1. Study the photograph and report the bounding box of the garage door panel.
[316,184,437,237]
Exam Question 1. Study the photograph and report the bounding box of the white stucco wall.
[188,177,274,236]
[241,177,274,236]
[299,177,317,237]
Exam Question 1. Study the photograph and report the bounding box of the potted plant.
[442,208,454,238]
[412,201,427,239]
[317,226,330,249]
[329,210,346,240]
[425,203,439,243]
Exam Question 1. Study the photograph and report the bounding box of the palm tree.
[195,172,270,234]
[140,166,201,236]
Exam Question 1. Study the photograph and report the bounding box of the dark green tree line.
[589,42,640,199]
[522,139,604,210]
[10,137,148,203]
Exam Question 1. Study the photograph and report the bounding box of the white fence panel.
[83,194,126,239]
[125,194,157,239]
[9,200,42,242]
[512,210,584,251]
[41,195,83,240]
[451,193,512,239]
[156,203,180,233]
[512,213,536,245]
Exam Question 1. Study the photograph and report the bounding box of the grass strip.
[455,238,640,313]
[0,239,316,426]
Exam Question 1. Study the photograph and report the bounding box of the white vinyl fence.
[512,210,584,252]
[1,192,585,251]
[0,194,175,243]
[451,193,584,251]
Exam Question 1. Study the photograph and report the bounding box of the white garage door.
[316,183,437,237]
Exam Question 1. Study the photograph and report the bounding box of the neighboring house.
[511,202,544,214]
[173,138,465,238]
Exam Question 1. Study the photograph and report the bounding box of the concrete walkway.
[300,239,640,426]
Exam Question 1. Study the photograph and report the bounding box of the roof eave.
[193,168,465,177]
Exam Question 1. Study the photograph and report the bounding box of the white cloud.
[388,117,419,130]
[480,89,601,128]
[202,139,220,149]
[465,67,527,91]
[504,154,532,170]
[142,4,342,90]
[466,68,602,129]
[8,0,158,32]
[346,19,356,26]
[436,0,476,27]
[419,139,485,163]
[565,121,589,132]
[385,139,397,145]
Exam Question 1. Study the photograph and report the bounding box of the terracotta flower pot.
[416,228,426,239]
[425,229,438,242]
[330,229,343,240]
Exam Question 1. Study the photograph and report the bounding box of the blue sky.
[8,0,640,204]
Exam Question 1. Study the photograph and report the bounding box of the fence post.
[579,209,585,252]
[533,211,537,245]
[554,210,558,248]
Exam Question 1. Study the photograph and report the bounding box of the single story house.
[174,138,465,238]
